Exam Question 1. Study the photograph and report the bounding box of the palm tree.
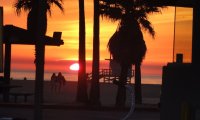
[89,0,101,106]
[76,0,88,103]
[100,0,163,106]
[14,0,63,119]
[14,0,64,35]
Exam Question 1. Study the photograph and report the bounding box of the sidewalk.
[0,80,161,120]
[0,107,160,120]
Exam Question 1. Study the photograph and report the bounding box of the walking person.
[50,73,57,92]
[57,72,66,92]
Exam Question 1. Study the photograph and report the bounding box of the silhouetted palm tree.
[14,0,64,35]
[76,0,88,103]
[100,0,163,106]
[14,1,63,119]
[89,0,101,106]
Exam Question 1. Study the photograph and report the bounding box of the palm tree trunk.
[34,43,45,120]
[76,0,88,103]
[89,0,101,106]
[135,63,142,104]
[32,1,46,120]
[115,63,129,107]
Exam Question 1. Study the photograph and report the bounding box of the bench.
[9,93,34,103]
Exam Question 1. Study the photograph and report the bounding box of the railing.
[86,69,134,84]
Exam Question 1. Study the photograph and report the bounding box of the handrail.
[86,69,134,83]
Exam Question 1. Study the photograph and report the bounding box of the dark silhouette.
[14,0,64,36]
[57,72,66,89]
[50,73,57,92]
[3,25,64,90]
[51,72,66,92]
[89,0,101,106]
[100,0,163,106]
[76,0,88,103]
[14,0,63,120]
[23,77,27,80]
[108,16,147,106]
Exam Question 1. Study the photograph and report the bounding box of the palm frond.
[51,0,64,12]
[100,4,122,22]
[14,0,32,15]
[45,0,64,16]
[134,8,147,19]
[145,6,162,14]
[139,18,155,38]
[14,0,64,16]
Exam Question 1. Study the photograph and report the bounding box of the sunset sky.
[1,0,192,83]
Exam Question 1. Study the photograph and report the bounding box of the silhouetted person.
[57,72,66,90]
[24,77,27,80]
[50,73,57,92]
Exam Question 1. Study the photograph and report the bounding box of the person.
[57,72,66,91]
[24,77,27,80]
[50,73,57,92]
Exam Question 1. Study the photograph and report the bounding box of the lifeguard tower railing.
[87,69,134,84]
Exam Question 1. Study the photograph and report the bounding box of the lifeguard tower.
[86,58,134,84]
[101,59,134,83]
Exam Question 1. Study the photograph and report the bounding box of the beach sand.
[0,80,161,120]
[5,80,161,105]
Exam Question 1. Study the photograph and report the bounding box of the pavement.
[0,102,160,120]
[0,104,160,120]
[0,81,161,120]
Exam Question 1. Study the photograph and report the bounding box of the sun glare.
[69,63,79,71]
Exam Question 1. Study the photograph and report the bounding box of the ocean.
[10,70,162,85]
[7,60,164,84]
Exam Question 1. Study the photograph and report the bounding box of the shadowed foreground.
[0,108,159,120]
[0,80,160,120]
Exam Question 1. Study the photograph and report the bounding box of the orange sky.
[1,0,175,62]
[1,0,182,82]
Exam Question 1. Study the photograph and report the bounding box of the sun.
[69,63,79,71]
